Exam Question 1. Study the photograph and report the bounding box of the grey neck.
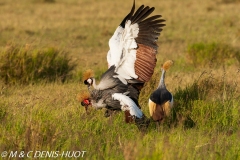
[158,70,166,88]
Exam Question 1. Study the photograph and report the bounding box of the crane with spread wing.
[80,0,166,130]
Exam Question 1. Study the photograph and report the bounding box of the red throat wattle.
[83,99,90,105]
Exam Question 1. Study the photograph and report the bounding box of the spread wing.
[107,0,165,83]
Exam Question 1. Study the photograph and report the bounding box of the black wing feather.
[139,15,163,24]
[132,7,155,24]
[130,5,145,22]
[120,0,135,28]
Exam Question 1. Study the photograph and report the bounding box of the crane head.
[84,78,93,87]
[81,98,91,112]
[81,98,91,107]
[162,60,173,71]
[77,91,91,112]
[83,69,94,86]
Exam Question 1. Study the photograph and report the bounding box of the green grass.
[0,0,240,159]
[2,67,239,160]
[187,42,240,67]
[0,45,75,84]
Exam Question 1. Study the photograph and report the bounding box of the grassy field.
[0,0,240,159]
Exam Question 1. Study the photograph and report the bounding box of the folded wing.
[112,93,143,118]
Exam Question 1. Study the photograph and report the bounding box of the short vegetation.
[0,45,75,84]
[0,0,239,159]
[187,42,240,67]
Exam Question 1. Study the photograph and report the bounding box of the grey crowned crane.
[81,0,166,130]
[149,60,174,130]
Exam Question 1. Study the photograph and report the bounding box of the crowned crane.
[149,60,174,131]
[81,0,166,130]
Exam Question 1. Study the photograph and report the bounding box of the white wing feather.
[108,26,124,68]
[107,50,112,68]
[112,93,143,118]
[108,20,139,82]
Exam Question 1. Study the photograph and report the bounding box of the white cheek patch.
[87,79,92,84]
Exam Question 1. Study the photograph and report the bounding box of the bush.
[187,42,240,67]
[0,45,75,85]
[172,72,239,131]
